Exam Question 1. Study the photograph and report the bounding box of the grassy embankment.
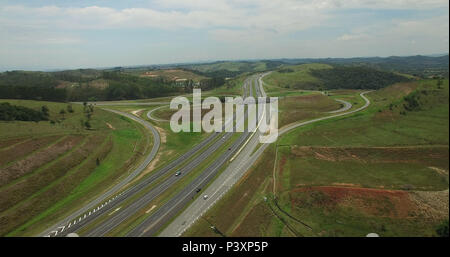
[0,99,150,236]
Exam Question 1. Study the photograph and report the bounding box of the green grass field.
[277,93,342,127]
[0,99,150,236]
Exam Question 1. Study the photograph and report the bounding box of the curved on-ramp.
[328,99,352,113]
[147,105,169,122]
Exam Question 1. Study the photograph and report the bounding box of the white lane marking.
[145,205,157,214]
[58,226,65,232]
[109,207,122,216]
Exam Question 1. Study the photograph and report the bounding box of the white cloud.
[337,33,369,41]
[0,2,330,32]
[0,1,448,69]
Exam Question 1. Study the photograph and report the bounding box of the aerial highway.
[43,73,371,237]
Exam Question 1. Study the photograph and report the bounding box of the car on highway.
[203,194,208,200]
[196,188,201,193]
[175,171,181,176]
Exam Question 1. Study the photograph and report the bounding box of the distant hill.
[275,55,449,78]
[174,55,448,78]
[264,63,411,91]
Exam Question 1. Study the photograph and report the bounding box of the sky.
[0,0,448,71]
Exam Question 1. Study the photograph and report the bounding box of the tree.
[41,105,50,117]
[436,220,449,237]
[84,120,91,129]
[67,104,74,113]
[437,79,443,89]
[59,109,66,118]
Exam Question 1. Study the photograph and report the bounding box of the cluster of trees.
[0,71,66,101]
[311,66,410,90]
[198,77,226,90]
[101,72,181,100]
[0,71,59,88]
[436,220,449,237]
[402,93,421,112]
[51,69,102,83]
[278,68,294,73]
[0,102,49,122]
[0,85,67,102]
[80,102,94,129]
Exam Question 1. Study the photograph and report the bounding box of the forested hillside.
[310,66,411,90]
[0,70,225,102]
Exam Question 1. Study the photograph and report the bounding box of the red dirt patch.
[290,145,448,168]
[292,186,414,218]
